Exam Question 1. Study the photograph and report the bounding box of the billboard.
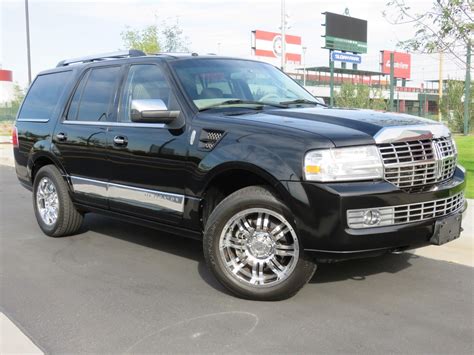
[381,51,411,79]
[251,30,302,64]
[324,12,367,53]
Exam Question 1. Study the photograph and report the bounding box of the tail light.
[12,126,19,147]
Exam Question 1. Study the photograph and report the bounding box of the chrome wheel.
[219,208,299,287]
[36,177,59,226]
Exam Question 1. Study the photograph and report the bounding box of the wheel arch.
[28,150,69,187]
[200,161,295,228]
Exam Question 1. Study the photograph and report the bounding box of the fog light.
[363,209,381,226]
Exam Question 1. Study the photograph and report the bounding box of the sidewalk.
[0,143,14,167]
[0,313,43,354]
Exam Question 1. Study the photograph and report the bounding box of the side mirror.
[130,99,180,124]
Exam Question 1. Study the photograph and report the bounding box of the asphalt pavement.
[1,165,473,354]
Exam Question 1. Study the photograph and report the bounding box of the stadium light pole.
[25,0,32,85]
[280,0,286,72]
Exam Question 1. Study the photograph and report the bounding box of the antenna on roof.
[56,49,146,67]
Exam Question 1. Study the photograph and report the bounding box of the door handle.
[113,135,128,147]
[56,132,67,141]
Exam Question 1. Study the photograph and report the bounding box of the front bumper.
[284,167,466,261]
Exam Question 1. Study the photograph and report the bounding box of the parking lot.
[1,163,473,354]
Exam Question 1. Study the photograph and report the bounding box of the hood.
[233,107,443,147]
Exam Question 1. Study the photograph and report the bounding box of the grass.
[0,120,13,136]
[455,135,474,199]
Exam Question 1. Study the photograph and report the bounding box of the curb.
[0,136,11,144]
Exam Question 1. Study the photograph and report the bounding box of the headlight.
[304,145,383,182]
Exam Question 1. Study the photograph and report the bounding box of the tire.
[33,165,83,237]
[203,186,317,301]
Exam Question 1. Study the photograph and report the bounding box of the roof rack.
[151,52,200,58]
[56,49,146,67]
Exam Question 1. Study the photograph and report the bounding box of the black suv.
[13,50,466,300]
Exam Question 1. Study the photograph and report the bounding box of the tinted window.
[67,66,120,121]
[119,64,178,122]
[18,71,71,120]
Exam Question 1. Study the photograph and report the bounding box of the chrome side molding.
[374,124,451,144]
[70,176,185,213]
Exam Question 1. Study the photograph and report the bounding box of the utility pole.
[438,52,443,121]
[280,0,286,72]
[25,0,32,85]
[302,46,307,86]
[389,52,395,112]
[464,40,471,136]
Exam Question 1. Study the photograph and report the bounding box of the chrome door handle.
[113,135,128,146]
[56,132,67,141]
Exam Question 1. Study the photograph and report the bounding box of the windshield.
[170,58,318,111]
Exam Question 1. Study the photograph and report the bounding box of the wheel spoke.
[275,244,295,254]
[231,255,249,274]
[267,258,285,279]
[271,223,290,241]
[256,213,261,230]
[236,218,253,236]
[249,261,266,285]
[262,213,270,231]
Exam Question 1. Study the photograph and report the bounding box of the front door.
[106,63,188,225]
[53,65,121,208]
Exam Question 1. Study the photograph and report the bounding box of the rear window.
[18,71,71,120]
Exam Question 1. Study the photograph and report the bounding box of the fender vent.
[198,129,224,151]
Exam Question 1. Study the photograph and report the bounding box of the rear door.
[106,63,189,225]
[53,65,121,208]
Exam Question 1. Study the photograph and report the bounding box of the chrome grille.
[347,192,464,228]
[378,136,457,191]
[393,192,464,225]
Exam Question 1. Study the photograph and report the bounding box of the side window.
[119,64,178,122]
[18,71,71,120]
[67,66,120,121]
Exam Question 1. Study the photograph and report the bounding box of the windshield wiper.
[279,99,327,107]
[199,99,287,111]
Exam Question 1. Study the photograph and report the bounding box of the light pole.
[463,40,471,135]
[302,46,307,86]
[25,0,32,85]
[280,0,286,72]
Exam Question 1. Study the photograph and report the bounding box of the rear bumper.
[284,167,466,262]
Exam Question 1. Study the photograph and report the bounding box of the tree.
[335,83,388,110]
[121,18,190,54]
[383,0,472,65]
[160,19,190,52]
[121,25,160,54]
[12,83,25,106]
[440,80,474,133]
[384,0,472,133]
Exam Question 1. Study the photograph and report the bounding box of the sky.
[0,0,469,89]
